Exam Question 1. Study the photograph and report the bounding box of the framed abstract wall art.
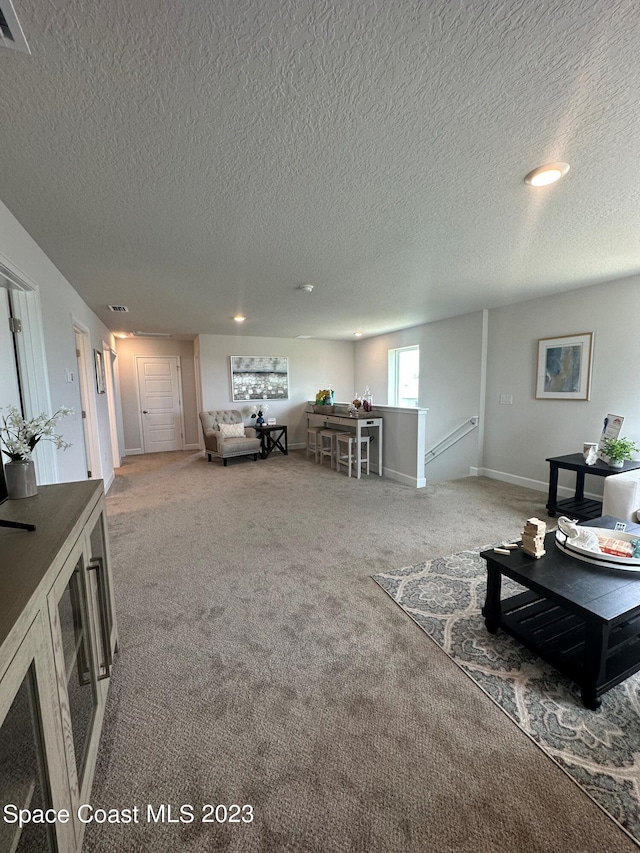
[230,356,289,401]
[535,332,593,400]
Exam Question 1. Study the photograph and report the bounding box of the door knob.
[142,410,148,414]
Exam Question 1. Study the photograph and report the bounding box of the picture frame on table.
[535,332,593,400]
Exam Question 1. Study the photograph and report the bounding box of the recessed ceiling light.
[354,331,363,337]
[233,315,246,322]
[524,162,570,187]
[297,284,314,293]
[295,335,313,339]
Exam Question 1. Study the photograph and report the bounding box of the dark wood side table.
[546,453,640,520]
[255,424,288,459]
[481,531,640,709]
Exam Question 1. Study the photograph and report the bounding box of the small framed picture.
[535,332,593,400]
[94,349,106,394]
[267,418,276,425]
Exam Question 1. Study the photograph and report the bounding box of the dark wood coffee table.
[481,530,640,709]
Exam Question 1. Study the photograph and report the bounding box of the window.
[388,346,419,407]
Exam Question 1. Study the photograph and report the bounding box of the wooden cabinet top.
[0,480,104,651]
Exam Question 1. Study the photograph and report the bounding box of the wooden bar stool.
[306,426,324,462]
[336,434,370,478]
[319,429,338,468]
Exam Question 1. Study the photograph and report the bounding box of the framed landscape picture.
[230,356,289,401]
[535,332,593,400]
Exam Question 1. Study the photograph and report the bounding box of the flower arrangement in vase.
[0,405,73,498]
[250,403,269,425]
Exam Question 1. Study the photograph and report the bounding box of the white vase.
[4,460,38,499]
[609,458,625,469]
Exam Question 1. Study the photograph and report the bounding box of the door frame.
[102,342,122,468]
[0,256,58,483]
[73,321,102,480]
[134,354,185,453]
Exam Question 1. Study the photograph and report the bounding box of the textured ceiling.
[1,0,639,340]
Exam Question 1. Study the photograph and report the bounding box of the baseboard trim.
[125,448,143,456]
[471,467,600,501]
[103,471,114,493]
[383,467,426,489]
[184,443,200,451]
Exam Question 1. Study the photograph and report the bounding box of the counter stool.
[319,429,338,468]
[306,426,324,462]
[336,434,370,478]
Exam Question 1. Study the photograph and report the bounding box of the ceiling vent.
[132,330,171,338]
[108,305,129,312]
[0,2,31,54]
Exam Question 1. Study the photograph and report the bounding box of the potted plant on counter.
[599,436,639,469]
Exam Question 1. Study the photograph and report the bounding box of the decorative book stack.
[522,517,547,558]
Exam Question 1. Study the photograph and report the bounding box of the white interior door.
[0,287,21,416]
[136,356,184,452]
[74,327,101,479]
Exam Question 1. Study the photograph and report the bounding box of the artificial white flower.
[0,405,73,462]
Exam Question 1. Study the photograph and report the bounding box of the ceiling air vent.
[108,305,129,312]
[0,2,31,54]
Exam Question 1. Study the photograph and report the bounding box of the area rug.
[373,550,640,846]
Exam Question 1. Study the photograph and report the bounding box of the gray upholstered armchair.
[199,410,261,466]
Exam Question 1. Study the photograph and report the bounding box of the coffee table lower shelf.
[487,589,640,708]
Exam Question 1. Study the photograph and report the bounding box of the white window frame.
[388,345,419,407]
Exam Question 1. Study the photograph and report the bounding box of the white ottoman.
[602,470,640,522]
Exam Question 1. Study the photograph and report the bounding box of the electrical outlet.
[499,394,513,405]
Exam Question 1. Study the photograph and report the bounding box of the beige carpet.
[83,450,638,852]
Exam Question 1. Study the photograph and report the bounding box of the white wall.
[483,274,640,495]
[0,199,116,486]
[354,312,485,483]
[115,337,199,454]
[198,335,355,447]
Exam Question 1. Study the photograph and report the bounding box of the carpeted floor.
[83,449,639,852]
[374,551,640,846]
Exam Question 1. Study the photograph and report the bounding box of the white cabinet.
[0,481,118,853]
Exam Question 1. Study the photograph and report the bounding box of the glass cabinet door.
[56,554,98,793]
[0,614,75,853]
[87,513,115,681]
[0,664,57,852]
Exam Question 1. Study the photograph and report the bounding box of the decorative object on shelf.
[315,388,334,405]
[363,385,373,412]
[535,332,593,400]
[230,356,289,401]
[583,442,598,465]
[597,413,624,461]
[250,403,269,425]
[599,436,639,469]
[348,395,362,416]
[0,406,73,498]
[521,517,546,558]
[4,460,37,500]
[313,387,334,413]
